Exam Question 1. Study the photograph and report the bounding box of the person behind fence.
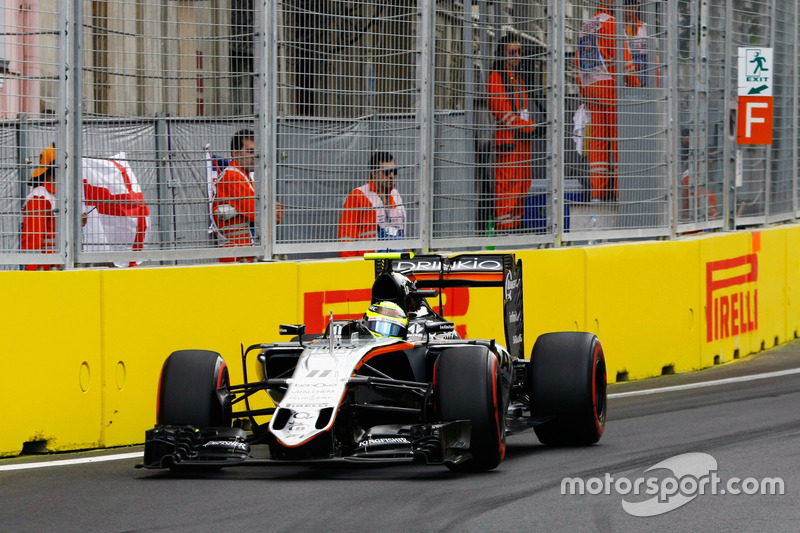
[576,0,641,203]
[338,150,406,258]
[212,129,282,262]
[680,164,719,223]
[21,145,59,271]
[487,35,537,232]
[623,0,652,88]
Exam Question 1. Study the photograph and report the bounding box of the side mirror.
[279,324,306,338]
[424,321,455,335]
[415,289,438,298]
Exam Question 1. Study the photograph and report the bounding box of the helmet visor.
[367,318,407,338]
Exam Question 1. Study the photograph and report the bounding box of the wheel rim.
[593,347,607,426]
[495,370,506,459]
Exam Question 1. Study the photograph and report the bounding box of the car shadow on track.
[134,436,563,482]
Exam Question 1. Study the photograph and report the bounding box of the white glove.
[214,203,239,221]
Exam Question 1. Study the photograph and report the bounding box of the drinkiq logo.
[561,452,785,517]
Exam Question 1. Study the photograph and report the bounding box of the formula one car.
[139,252,607,472]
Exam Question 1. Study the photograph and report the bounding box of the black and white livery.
[139,252,607,472]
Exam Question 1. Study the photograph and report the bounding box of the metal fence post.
[154,113,173,261]
[764,0,776,222]
[697,0,710,229]
[724,0,734,230]
[66,0,81,268]
[15,115,28,214]
[794,0,799,219]
[463,0,475,203]
[418,0,435,250]
[550,0,564,244]
[258,0,274,259]
[667,0,679,236]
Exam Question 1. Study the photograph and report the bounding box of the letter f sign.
[745,102,767,137]
[737,96,773,145]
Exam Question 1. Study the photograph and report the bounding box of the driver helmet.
[364,301,408,339]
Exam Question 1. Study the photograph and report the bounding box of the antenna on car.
[329,310,334,353]
[364,251,414,275]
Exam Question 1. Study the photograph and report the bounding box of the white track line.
[608,367,800,399]
[0,451,141,472]
[2,368,799,472]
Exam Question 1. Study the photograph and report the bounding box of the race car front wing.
[141,426,251,469]
[138,420,471,469]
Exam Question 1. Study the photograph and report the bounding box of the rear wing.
[369,253,524,358]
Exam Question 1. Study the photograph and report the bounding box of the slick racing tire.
[434,345,505,472]
[529,332,607,446]
[157,350,232,428]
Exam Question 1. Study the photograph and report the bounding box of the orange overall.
[338,181,406,258]
[488,69,535,230]
[21,182,58,271]
[212,162,256,262]
[577,9,640,201]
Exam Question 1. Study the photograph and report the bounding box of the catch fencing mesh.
[0,0,798,268]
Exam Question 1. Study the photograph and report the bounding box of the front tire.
[157,349,232,428]
[434,345,505,471]
[529,332,607,445]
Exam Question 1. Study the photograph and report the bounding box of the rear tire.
[434,345,505,471]
[158,349,232,428]
[530,332,606,446]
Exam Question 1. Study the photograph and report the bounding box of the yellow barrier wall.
[753,230,789,352]
[1,270,103,455]
[99,262,298,447]
[787,228,800,341]
[520,247,587,336]
[585,239,703,380]
[3,225,800,456]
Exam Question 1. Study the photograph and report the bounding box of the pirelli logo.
[706,253,758,342]
[303,287,470,337]
[303,289,372,334]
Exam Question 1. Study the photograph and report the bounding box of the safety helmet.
[31,145,56,179]
[365,301,408,339]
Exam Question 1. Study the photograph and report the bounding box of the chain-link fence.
[0,0,797,269]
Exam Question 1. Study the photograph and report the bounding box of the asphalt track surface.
[2,342,799,532]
